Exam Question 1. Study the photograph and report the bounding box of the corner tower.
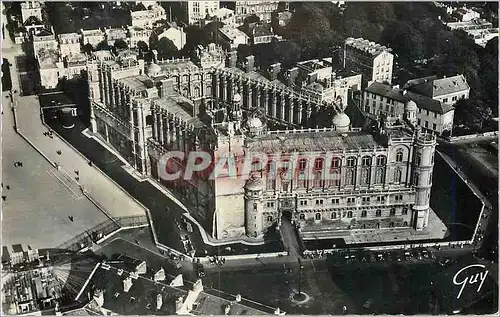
[244,176,265,238]
[412,130,437,231]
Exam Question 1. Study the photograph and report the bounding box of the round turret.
[244,176,264,191]
[244,176,265,238]
[332,112,350,132]
[404,100,418,125]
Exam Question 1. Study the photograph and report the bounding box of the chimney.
[226,50,237,68]
[268,62,281,81]
[245,55,255,72]
[123,277,133,292]
[154,268,166,282]
[175,296,184,312]
[135,261,147,275]
[235,294,241,302]
[287,67,298,86]
[94,290,104,307]
[156,293,163,310]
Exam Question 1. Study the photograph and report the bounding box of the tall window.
[315,213,321,220]
[298,158,307,170]
[390,208,396,216]
[415,153,422,166]
[429,172,432,185]
[299,213,305,220]
[314,172,323,188]
[331,169,341,187]
[362,156,372,167]
[361,168,370,185]
[345,169,355,186]
[361,210,367,217]
[394,168,402,183]
[346,156,357,167]
[376,155,387,166]
[413,172,420,185]
[396,149,404,162]
[331,157,341,168]
[314,158,324,170]
[331,212,336,219]
[375,168,385,184]
[376,209,382,217]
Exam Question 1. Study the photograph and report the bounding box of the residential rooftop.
[154,96,207,129]
[404,74,469,98]
[345,37,392,56]
[219,26,249,40]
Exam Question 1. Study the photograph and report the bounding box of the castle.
[86,45,437,242]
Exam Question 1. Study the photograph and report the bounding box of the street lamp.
[297,258,304,298]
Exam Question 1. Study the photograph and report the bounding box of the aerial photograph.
[1,1,498,315]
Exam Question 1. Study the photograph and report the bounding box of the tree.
[137,40,149,58]
[183,25,210,55]
[96,40,110,51]
[113,38,128,50]
[157,37,178,60]
[82,43,94,55]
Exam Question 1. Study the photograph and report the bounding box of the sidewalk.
[13,95,147,219]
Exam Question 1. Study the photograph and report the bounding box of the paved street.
[2,92,108,249]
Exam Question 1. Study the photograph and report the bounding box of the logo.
[452,264,489,299]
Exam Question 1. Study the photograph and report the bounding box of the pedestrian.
[6,185,10,190]
[1,196,6,201]
[75,177,80,182]
[75,170,79,176]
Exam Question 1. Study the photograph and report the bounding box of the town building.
[450,6,481,22]
[181,1,220,25]
[81,28,105,48]
[212,7,236,27]
[86,48,440,243]
[128,26,153,49]
[362,75,468,135]
[75,260,273,315]
[22,15,46,36]
[244,22,280,45]
[446,19,498,47]
[37,48,62,89]
[130,3,166,29]
[64,53,88,79]
[32,28,58,58]
[233,1,279,24]
[2,245,39,266]
[342,37,394,86]
[21,1,43,24]
[275,10,292,27]
[105,27,128,47]
[154,22,186,50]
[217,26,250,51]
[58,32,81,58]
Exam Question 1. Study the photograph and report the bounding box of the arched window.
[396,149,404,162]
[375,168,385,184]
[183,74,189,82]
[314,172,323,188]
[376,223,381,229]
[376,209,382,217]
[299,213,305,220]
[206,86,212,96]
[390,208,396,216]
[145,115,153,126]
[346,156,357,167]
[376,155,387,166]
[298,158,307,170]
[361,210,367,217]
[413,172,420,185]
[394,168,402,183]
[331,212,336,219]
[362,156,372,167]
[315,213,321,220]
[402,208,408,215]
[331,157,341,168]
[267,216,273,222]
[194,86,200,98]
[347,211,353,218]
[389,222,394,228]
[314,158,324,170]
[415,153,422,166]
[361,168,370,185]
[253,203,257,211]
[404,221,408,226]
[330,169,341,187]
[345,169,355,186]
[429,172,432,185]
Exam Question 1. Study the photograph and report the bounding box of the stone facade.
[87,48,436,241]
